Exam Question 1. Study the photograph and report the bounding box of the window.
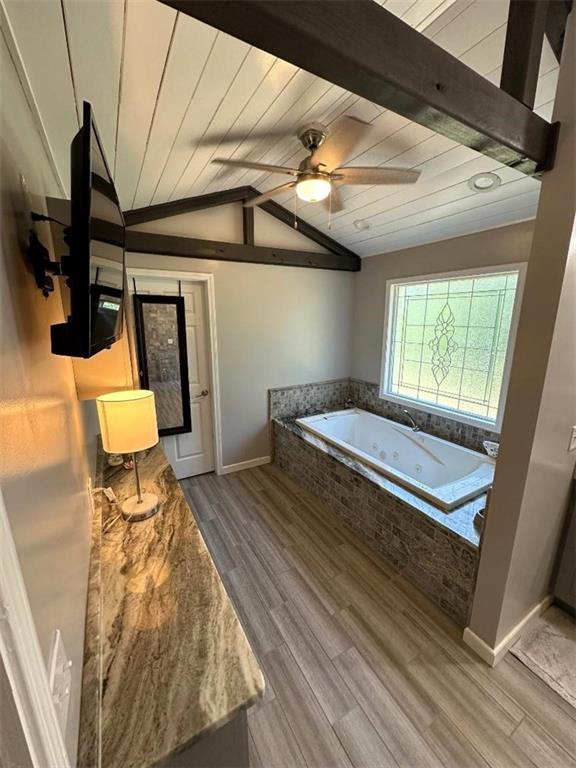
[381,266,524,430]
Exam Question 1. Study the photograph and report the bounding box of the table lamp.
[96,390,160,522]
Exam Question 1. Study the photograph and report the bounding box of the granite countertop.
[78,444,264,768]
[274,417,485,548]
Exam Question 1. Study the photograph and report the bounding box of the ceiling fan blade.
[243,183,296,208]
[212,158,299,176]
[336,167,421,185]
[311,116,371,172]
[321,185,345,213]
[202,127,292,146]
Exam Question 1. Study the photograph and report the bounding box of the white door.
[130,276,215,479]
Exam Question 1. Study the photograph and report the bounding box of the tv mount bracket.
[28,212,72,298]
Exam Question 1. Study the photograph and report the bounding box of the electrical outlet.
[103,486,117,503]
[569,426,576,453]
[48,629,72,737]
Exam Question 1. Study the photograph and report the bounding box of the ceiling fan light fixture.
[296,174,331,203]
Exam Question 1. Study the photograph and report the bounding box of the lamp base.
[121,493,159,522]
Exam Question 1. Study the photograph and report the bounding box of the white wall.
[128,252,353,466]
[351,220,534,384]
[0,30,92,763]
[129,200,353,466]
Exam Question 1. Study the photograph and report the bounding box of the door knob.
[199,389,209,397]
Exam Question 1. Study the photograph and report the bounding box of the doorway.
[127,270,221,479]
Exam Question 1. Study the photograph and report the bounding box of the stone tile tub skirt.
[273,418,482,626]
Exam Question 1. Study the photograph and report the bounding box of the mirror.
[133,295,192,436]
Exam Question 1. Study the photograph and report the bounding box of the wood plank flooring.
[180,464,576,768]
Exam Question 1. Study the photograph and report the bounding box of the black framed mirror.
[133,294,192,436]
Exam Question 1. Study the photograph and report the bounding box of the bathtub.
[296,408,494,510]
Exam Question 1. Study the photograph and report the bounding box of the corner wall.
[468,12,576,654]
[0,30,92,763]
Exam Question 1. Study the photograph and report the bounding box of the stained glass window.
[382,269,521,426]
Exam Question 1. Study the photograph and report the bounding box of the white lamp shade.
[96,390,158,454]
[296,176,331,203]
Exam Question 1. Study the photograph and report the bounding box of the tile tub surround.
[349,379,499,453]
[269,379,498,453]
[269,378,351,421]
[273,418,482,626]
[78,444,264,768]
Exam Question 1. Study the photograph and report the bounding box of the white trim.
[463,593,553,667]
[0,0,67,195]
[0,488,71,768]
[379,262,527,432]
[219,456,271,475]
[126,267,224,475]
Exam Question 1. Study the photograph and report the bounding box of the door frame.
[126,268,223,475]
[0,488,72,768]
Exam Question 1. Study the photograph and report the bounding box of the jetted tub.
[296,408,494,510]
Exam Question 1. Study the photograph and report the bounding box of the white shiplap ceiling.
[3,0,559,256]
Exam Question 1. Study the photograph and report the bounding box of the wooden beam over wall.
[124,230,360,271]
[242,204,254,246]
[124,186,357,260]
[546,0,573,62]
[255,196,353,259]
[501,0,548,109]
[125,186,253,226]
[159,0,558,175]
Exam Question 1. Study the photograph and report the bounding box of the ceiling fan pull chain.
[328,186,333,230]
[294,192,298,229]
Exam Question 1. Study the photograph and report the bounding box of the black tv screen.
[51,101,125,358]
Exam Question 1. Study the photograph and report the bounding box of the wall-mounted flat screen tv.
[51,101,125,358]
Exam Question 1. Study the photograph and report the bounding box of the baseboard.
[219,456,271,475]
[463,594,553,667]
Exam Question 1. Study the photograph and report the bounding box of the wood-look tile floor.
[180,464,576,768]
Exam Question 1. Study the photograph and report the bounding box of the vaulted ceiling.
[3,0,559,256]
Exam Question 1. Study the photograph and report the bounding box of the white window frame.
[380,263,527,433]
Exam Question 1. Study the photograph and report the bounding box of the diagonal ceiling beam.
[159,0,558,176]
[124,185,356,259]
[125,186,254,226]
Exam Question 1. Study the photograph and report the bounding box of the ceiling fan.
[211,116,421,212]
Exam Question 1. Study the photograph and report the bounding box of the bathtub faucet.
[402,409,421,432]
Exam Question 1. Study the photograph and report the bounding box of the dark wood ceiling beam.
[242,204,255,246]
[546,0,573,62]
[501,0,548,109]
[159,0,558,175]
[124,230,360,271]
[124,185,356,259]
[124,186,254,226]
[255,196,353,259]
[92,218,124,246]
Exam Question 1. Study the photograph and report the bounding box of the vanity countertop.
[78,444,264,768]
